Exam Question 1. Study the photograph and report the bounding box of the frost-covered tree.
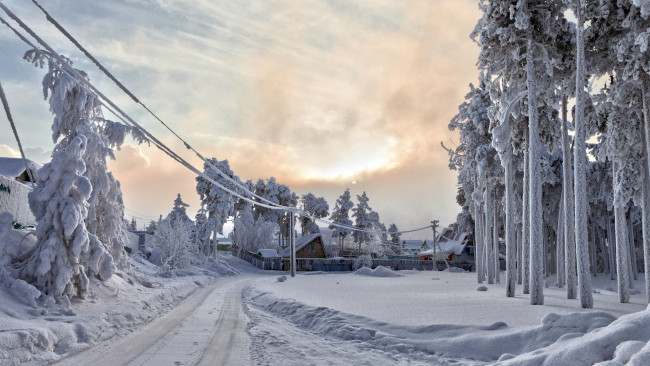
[167,193,193,230]
[448,82,495,285]
[300,193,329,235]
[597,81,645,303]
[193,207,212,256]
[24,50,145,271]
[17,136,113,306]
[329,188,354,254]
[277,183,299,247]
[153,215,195,270]
[352,191,374,255]
[253,216,279,252]
[195,158,238,244]
[388,224,401,254]
[129,217,137,231]
[233,205,255,256]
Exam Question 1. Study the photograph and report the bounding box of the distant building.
[0,157,40,228]
[281,233,326,259]
[402,239,431,255]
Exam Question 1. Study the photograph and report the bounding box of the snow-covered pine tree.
[352,192,373,256]
[193,206,212,256]
[18,135,113,306]
[329,189,354,254]
[24,50,144,271]
[448,82,495,285]
[167,194,193,231]
[604,0,650,304]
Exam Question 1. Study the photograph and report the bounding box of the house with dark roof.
[281,233,326,259]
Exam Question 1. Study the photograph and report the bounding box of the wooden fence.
[236,249,473,272]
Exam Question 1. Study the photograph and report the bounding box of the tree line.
[446,0,650,307]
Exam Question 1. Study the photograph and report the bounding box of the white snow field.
[3,261,650,365]
[246,267,650,365]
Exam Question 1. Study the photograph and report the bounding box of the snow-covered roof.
[281,233,322,257]
[419,232,470,257]
[257,249,280,258]
[403,240,431,251]
[0,157,40,182]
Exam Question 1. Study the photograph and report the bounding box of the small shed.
[257,249,280,258]
[281,233,326,259]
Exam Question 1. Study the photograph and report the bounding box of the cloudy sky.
[0,0,481,238]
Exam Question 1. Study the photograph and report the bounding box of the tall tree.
[329,189,354,254]
[352,191,373,255]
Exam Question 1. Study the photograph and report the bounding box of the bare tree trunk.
[613,161,631,303]
[608,216,616,281]
[517,223,523,285]
[494,198,501,285]
[475,178,485,283]
[642,72,650,304]
[522,148,530,295]
[506,149,516,296]
[562,94,577,299]
[590,223,597,277]
[527,33,544,305]
[486,186,495,284]
[628,215,638,283]
[573,0,593,308]
[556,193,565,288]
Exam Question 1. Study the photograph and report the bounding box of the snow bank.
[0,253,243,365]
[353,265,401,277]
[244,285,631,364]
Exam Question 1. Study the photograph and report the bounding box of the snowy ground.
[0,252,252,365]
[246,268,650,365]
[4,260,650,365]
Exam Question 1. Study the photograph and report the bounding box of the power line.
[0,4,436,236]
[0,80,35,187]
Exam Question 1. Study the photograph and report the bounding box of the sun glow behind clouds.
[0,0,482,235]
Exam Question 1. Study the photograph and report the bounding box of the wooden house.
[281,233,326,259]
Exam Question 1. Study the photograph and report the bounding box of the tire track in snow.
[54,277,253,366]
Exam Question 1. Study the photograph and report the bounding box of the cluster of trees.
[447,0,650,307]
[191,158,401,257]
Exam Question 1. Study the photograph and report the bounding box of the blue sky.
[0,0,481,237]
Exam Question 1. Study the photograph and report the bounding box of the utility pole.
[431,220,439,271]
[290,210,296,277]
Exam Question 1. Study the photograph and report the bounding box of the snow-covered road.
[54,277,253,366]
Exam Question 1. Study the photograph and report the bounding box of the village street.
[54,276,256,366]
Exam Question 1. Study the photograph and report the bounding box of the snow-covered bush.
[15,136,113,307]
[152,216,196,270]
[353,255,372,271]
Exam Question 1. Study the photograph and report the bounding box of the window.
[307,244,315,251]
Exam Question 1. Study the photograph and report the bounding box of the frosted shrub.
[153,216,196,269]
[353,255,372,271]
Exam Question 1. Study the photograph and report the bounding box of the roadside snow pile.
[353,266,400,277]
[0,252,243,366]
[244,285,650,364]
